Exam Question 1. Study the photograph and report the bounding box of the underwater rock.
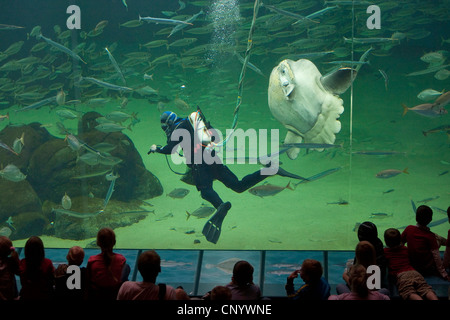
[46,197,151,240]
[0,122,53,170]
[0,178,42,224]
[27,111,163,203]
[9,211,49,240]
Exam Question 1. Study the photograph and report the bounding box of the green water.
[0,0,448,250]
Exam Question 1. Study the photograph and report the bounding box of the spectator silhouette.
[285,258,330,300]
[0,236,19,300]
[54,246,87,300]
[87,228,130,300]
[117,250,177,300]
[18,236,55,300]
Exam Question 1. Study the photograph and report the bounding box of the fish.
[12,132,25,154]
[433,91,450,107]
[234,52,265,77]
[143,73,153,80]
[0,23,24,30]
[167,188,190,198]
[70,169,111,180]
[0,140,19,156]
[37,33,87,64]
[122,0,128,11]
[327,199,349,205]
[434,69,450,80]
[0,226,12,237]
[105,171,119,181]
[52,208,103,218]
[0,164,26,182]
[352,150,406,156]
[105,47,126,85]
[61,193,72,210]
[378,69,388,91]
[168,9,204,38]
[0,113,9,122]
[295,167,342,186]
[95,122,130,133]
[80,76,133,92]
[369,212,394,218]
[103,178,116,209]
[417,89,444,101]
[119,20,143,28]
[375,168,409,179]
[406,63,450,76]
[343,37,399,44]
[383,189,395,195]
[262,3,318,23]
[417,196,440,203]
[421,51,446,65]
[186,206,215,220]
[56,89,66,106]
[249,182,293,197]
[422,125,450,137]
[138,15,193,26]
[15,96,57,113]
[56,109,80,120]
[105,111,137,123]
[401,103,447,118]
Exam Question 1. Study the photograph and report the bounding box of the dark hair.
[416,205,433,226]
[211,286,232,300]
[137,250,161,282]
[301,259,323,282]
[384,228,401,248]
[232,261,254,287]
[24,236,45,280]
[0,236,12,258]
[96,228,116,266]
[358,221,378,242]
[355,241,376,268]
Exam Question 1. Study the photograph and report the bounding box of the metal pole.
[193,250,204,296]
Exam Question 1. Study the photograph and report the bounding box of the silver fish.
[37,33,86,64]
[15,96,57,113]
[375,168,409,179]
[168,10,203,37]
[186,206,215,220]
[105,47,126,85]
[103,178,116,209]
[249,182,293,197]
[95,122,130,133]
[0,164,26,182]
[167,188,190,198]
[138,15,193,25]
[80,76,133,92]
[12,132,25,154]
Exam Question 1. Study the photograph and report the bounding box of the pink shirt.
[117,281,177,300]
[328,291,390,300]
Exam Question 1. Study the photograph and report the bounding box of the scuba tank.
[188,109,213,147]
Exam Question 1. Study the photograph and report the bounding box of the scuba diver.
[148,109,294,244]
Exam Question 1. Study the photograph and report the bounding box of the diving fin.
[202,201,231,244]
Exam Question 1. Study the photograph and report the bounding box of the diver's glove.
[147,144,158,154]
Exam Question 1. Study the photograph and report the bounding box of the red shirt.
[401,225,438,273]
[383,246,415,276]
[87,253,126,299]
[19,258,55,300]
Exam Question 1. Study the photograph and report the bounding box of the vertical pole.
[259,250,266,296]
[193,250,204,296]
[323,251,329,282]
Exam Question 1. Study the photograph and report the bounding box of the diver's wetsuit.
[155,117,267,209]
